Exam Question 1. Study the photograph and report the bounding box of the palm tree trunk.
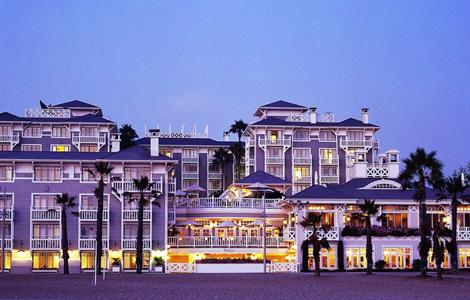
[96,180,104,275]
[366,217,373,275]
[450,198,458,274]
[136,192,144,274]
[221,165,225,191]
[61,207,69,274]
[419,202,428,277]
[314,248,320,277]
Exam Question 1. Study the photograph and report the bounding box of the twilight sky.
[1,1,469,174]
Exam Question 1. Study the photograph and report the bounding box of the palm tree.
[299,213,331,277]
[119,124,138,150]
[399,148,444,277]
[229,119,248,142]
[124,176,161,274]
[212,148,233,190]
[437,171,468,273]
[229,142,245,181]
[55,193,76,275]
[430,222,452,281]
[352,199,379,275]
[89,161,113,275]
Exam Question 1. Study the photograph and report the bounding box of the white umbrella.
[246,182,271,192]
[217,220,239,228]
[175,190,187,197]
[185,184,206,193]
[176,220,202,226]
[247,220,271,227]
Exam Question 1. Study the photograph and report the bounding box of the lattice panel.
[166,263,195,273]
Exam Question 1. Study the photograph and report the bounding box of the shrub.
[153,256,165,266]
[374,260,386,270]
[412,259,421,271]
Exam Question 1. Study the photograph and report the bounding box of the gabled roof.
[135,137,239,147]
[250,116,379,128]
[255,100,308,117]
[235,170,291,185]
[51,100,100,109]
[0,113,114,124]
[0,112,22,122]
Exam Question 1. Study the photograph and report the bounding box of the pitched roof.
[0,112,22,122]
[135,137,239,147]
[51,100,100,109]
[0,113,114,124]
[259,100,308,110]
[251,116,379,128]
[235,170,291,185]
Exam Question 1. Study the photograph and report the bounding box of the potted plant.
[111,257,121,272]
[153,256,165,273]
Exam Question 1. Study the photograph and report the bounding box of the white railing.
[208,172,223,179]
[72,135,106,144]
[0,239,12,249]
[182,173,199,179]
[166,263,196,273]
[31,209,60,220]
[174,198,281,209]
[287,114,308,122]
[366,166,389,178]
[182,157,199,163]
[25,108,71,118]
[0,209,12,221]
[304,226,340,240]
[169,181,176,193]
[246,158,255,166]
[458,227,470,240]
[112,180,163,193]
[284,227,296,241]
[168,236,288,248]
[122,209,151,221]
[340,139,373,148]
[320,176,339,184]
[259,137,291,147]
[320,158,339,165]
[267,262,297,273]
[294,176,311,184]
[79,239,109,250]
[293,157,311,165]
[79,209,109,221]
[0,133,19,143]
[31,238,61,249]
[122,238,151,250]
[265,157,284,164]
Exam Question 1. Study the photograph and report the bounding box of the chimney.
[361,108,369,124]
[111,133,121,152]
[223,131,230,142]
[309,107,317,124]
[149,129,160,156]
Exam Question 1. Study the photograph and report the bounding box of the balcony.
[79,238,109,250]
[168,236,288,248]
[293,157,311,165]
[0,133,19,143]
[320,176,339,184]
[169,180,176,193]
[174,198,282,209]
[122,238,151,250]
[0,238,12,250]
[265,156,284,164]
[31,208,60,221]
[25,108,71,118]
[0,209,12,221]
[182,173,199,180]
[294,176,311,184]
[182,157,199,163]
[258,137,291,147]
[340,139,373,149]
[246,158,255,166]
[320,157,339,165]
[79,209,109,221]
[208,172,223,179]
[31,238,61,250]
[458,226,470,240]
[72,135,106,144]
[112,180,163,194]
[122,209,151,221]
[304,226,340,241]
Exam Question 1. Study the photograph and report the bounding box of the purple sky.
[1,1,469,174]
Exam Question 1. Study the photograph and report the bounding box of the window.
[80,224,108,239]
[182,179,198,190]
[459,248,470,268]
[81,165,96,182]
[51,126,69,138]
[32,224,60,239]
[0,144,10,151]
[0,166,13,181]
[308,248,335,270]
[293,185,309,194]
[293,148,310,158]
[0,125,12,136]
[160,148,173,157]
[319,130,335,141]
[457,211,470,227]
[293,166,310,181]
[347,131,364,140]
[32,194,58,209]
[80,252,107,270]
[0,194,12,209]
[321,166,337,176]
[208,163,221,173]
[344,205,366,227]
[320,149,337,159]
[32,251,59,270]
[428,250,449,268]
[23,126,42,137]
[0,251,11,270]
[0,223,11,238]
[124,167,150,181]
[381,206,408,228]
[51,144,70,152]
[182,164,198,173]
[346,248,366,269]
[268,130,280,142]
[123,224,150,239]
[426,207,447,228]
[123,251,150,270]
[383,247,412,269]
[80,194,108,210]
[182,149,198,158]
[293,130,309,141]
[21,144,42,151]
[80,127,98,136]
[208,180,222,190]
[266,165,283,178]
[34,166,61,181]
[266,147,282,158]
[80,145,98,152]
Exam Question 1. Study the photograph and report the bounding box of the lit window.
[51,145,70,152]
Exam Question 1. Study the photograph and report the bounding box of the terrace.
[168,236,288,248]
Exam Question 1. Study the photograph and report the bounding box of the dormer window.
[390,154,398,162]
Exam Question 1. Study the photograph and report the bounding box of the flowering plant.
[341,225,420,237]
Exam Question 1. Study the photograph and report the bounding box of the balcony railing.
[168,236,288,248]
[0,209,12,221]
[458,226,470,240]
[208,172,223,179]
[79,209,109,221]
[72,135,106,144]
[25,108,71,118]
[265,157,284,164]
[182,173,199,179]
[169,180,176,193]
[31,238,61,249]
[246,158,255,166]
[320,158,339,165]
[293,157,311,165]
[112,180,163,193]
[79,239,109,250]
[182,157,199,163]
[320,176,339,184]
[122,209,151,221]
[174,198,282,209]
[31,209,60,221]
[0,238,12,249]
[0,133,19,143]
[340,139,373,148]
[304,226,340,240]
[259,137,291,147]
[122,238,151,250]
[294,176,312,184]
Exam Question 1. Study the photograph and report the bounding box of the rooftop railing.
[25,108,71,118]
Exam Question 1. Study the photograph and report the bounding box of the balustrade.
[168,236,288,248]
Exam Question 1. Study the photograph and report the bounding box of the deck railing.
[168,236,288,248]
[174,198,282,209]
[79,209,109,221]
[0,133,19,143]
[122,209,151,221]
[293,157,311,165]
[320,157,339,165]
[320,176,339,184]
[340,139,373,148]
[182,157,199,163]
[259,137,291,146]
[112,180,162,193]
[0,239,12,249]
[31,209,60,221]
[458,226,470,240]
[122,238,151,250]
[265,157,284,164]
[72,135,106,144]
[79,239,109,250]
[31,238,61,249]
[0,209,12,221]
[293,176,312,184]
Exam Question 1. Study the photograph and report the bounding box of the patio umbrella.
[184,184,206,193]
[246,182,271,192]
[176,220,202,227]
[247,220,271,227]
[175,190,187,197]
[216,220,239,228]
